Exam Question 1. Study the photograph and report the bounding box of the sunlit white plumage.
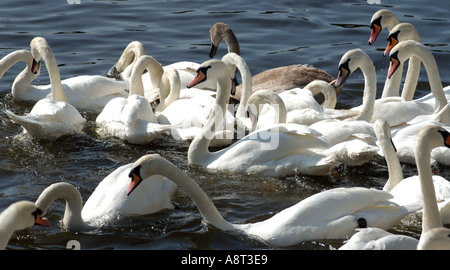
[35,166,177,230]
[96,55,172,144]
[0,201,49,250]
[126,154,416,247]
[5,37,86,141]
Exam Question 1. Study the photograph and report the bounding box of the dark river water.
[0,0,449,255]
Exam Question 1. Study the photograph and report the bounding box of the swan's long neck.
[248,90,287,126]
[155,67,181,112]
[376,121,404,192]
[188,75,232,165]
[0,50,39,100]
[384,26,421,101]
[415,127,444,233]
[413,45,450,124]
[31,38,68,102]
[129,56,164,97]
[142,157,235,231]
[34,182,84,231]
[356,59,377,122]
[221,53,252,118]
[223,31,240,55]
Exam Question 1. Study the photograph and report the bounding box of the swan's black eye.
[128,165,142,178]
[370,16,382,31]
[437,130,450,148]
[31,208,43,220]
[338,58,350,72]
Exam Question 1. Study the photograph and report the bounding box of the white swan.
[409,125,450,249]
[1,37,129,113]
[368,9,400,45]
[336,47,446,127]
[187,58,378,177]
[339,122,450,250]
[35,168,177,230]
[209,22,342,103]
[0,50,47,101]
[334,49,377,122]
[0,201,49,250]
[107,41,202,97]
[95,55,173,144]
[245,90,379,167]
[374,119,450,220]
[387,40,450,126]
[382,23,421,100]
[155,54,238,147]
[106,41,147,82]
[127,153,417,247]
[5,38,86,141]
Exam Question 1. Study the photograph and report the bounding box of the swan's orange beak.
[187,70,206,88]
[127,173,142,196]
[368,23,382,45]
[33,208,50,226]
[388,55,400,79]
[35,215,50,226]
[384,37,398,56]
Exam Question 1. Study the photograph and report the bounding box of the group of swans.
[339,120,450,249]
[3,11,450,250]
[122,120,450,248]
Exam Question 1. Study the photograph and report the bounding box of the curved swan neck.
[129,55,164,97]
[375,120,404,191]
[221,53,252,118]
[247,90,287,126]
[0,50,33,78]
[155,67,181,112]
[385,23,421,101]
[210,23,240,56]
[372,9,399,31]
[30,37,68,102]
[34,182,84,230]
[356,57,377,122]
[395,41,450,124]
[188,65,232,165]
[137,155,234,231]
[115,41,146,74]
[0,50,39,100]
[415,127,444,233]
[305,80,337,109]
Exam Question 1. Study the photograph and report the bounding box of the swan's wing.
[120,95,157,124]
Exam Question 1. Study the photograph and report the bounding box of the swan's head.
[335,49,370,88]
[387,40,424,79]
[188,59,234,93]
[209,22,233,58]
[29,37,49,62]
[384,23,420,56]
[418,227,450,250]
[1,201,50,230]
[368,9,397,45]
[245,90,284,132]
[127,154,168,196]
